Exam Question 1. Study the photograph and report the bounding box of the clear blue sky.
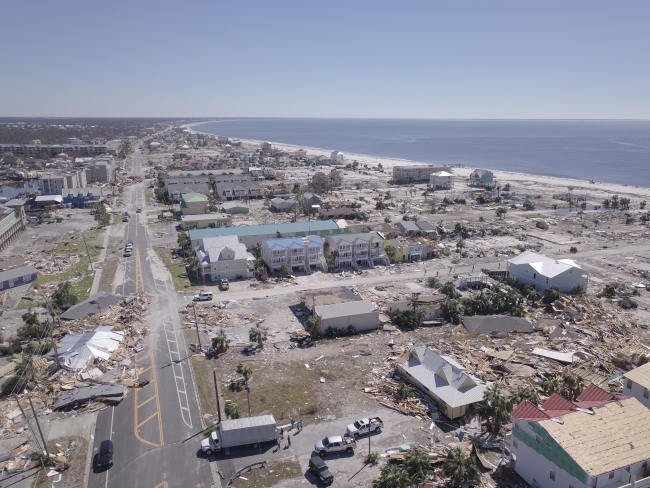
[2,0,648,118]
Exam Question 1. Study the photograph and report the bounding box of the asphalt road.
[88,148,214,488]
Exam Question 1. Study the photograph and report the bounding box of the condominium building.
[324,232,389,268]
[261,236,327,274]
[0,144,107,157]
[392,165,452,184]
[0,200,27,250]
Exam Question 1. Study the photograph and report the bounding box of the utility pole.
[245,386,251,417]
[45,301,61,370]
[192,302,201,349]
[212,370,222,423]
[81,236,93,271]
[15,397,43,455]
[27,395,50,461]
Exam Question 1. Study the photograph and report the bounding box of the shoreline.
[187,123,650,199]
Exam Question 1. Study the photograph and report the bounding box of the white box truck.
[201,415,279,455]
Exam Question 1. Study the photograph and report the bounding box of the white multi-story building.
[330,151,345,164]
[324,232,389,268]
[261,236,327,273]
[39,175,67,195]
[509,385,650,488]
[430,170,453,190]
[623,362,650,410]
[195,235,254,282]
[507,251,589,292]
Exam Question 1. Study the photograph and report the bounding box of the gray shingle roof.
[59,292,122,321]
[0,264,38,282]
[399,342,486,408]
[462,315,533,335]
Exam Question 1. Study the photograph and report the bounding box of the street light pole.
[192,302,201,349]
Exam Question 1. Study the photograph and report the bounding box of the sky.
[1,0,649,118]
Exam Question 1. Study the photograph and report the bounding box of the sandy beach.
[188,125,650,203]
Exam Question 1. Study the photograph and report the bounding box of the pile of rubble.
[364,293,650,420]
[0,294,150,442]
[24,250,82,276]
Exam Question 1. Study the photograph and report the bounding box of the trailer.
[201,415,279,454]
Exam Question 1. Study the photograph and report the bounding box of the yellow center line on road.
[154,482,168,488]
[135,213,138,237]
[133,336,164,447]
[135,248,145,293]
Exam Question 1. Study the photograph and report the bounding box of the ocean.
[192,119,650,186]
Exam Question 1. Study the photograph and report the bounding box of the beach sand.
[188,126,650,202]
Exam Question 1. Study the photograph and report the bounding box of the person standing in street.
[287,435,292,448]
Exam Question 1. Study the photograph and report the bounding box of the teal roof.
[189,220,342,241]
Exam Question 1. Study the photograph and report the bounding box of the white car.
[193,291,213,301]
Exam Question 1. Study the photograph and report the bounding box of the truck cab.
[201,431,221,455]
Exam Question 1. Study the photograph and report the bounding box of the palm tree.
[527,290,542,306]
[385,244,396,262]
[541,376,560,396]
[510,386,540,406]
[403,450,432,484]
[372,464,410,488]
[442,447,480,487]
[248,323,267,349]
[224,401,240,419]
[236,363,253,381]
[408,293,420,315]
[560,374,584,401]
[177,231,190,256]
[477,384,511,432]
[211,329,230,352]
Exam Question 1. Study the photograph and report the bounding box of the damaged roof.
[57,326,124,371]
[462,315,533,335]
[59,292,122,321]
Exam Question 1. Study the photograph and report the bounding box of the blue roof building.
[189,220,346,249]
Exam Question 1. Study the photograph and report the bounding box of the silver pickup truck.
[314,435,356,457]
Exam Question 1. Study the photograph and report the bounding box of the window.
[533,273,536,278]
[514,420,520,431]
[609,472,615,480]
[550,470,555,481]
[545,441,551,448]
[643,462,648,468]
[513,438,518,449]
[645,388,649,399]
[536,435,542,444]
[625,467,630,473]
[627,379,633,389]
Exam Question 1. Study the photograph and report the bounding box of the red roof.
[511,400,550,420]
[577,383,617,402]
[541,392,577,416]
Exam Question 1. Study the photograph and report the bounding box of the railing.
[227,461,267,486]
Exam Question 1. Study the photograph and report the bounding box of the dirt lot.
[34,436,88,488]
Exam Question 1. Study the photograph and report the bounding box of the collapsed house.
[57,325,125,370]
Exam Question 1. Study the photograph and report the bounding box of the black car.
[309,454,333,484]
[97,440,114,470]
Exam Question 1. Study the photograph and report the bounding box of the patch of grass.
[34,436,88,488]
[184,329,220,417]
[25,258,95,304]
[231,458,303,488]
[54,228,105,261]
[153,246,200,291]
[98,257,119,293]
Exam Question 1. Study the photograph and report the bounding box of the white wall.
[320,311,378,333]
[624,378,650,410]
[508,262,588,292]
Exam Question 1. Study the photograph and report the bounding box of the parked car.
[122,216,129,222]
[136,207,142,213]
[314,435,355,456]
[193,291,213,301]
[346,417,383,438]
[220,278,229,290]
[309,454,334,484]
[96,440,113,470]
[123,251,132,258]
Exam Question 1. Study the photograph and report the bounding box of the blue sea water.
[192,119,650,187]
